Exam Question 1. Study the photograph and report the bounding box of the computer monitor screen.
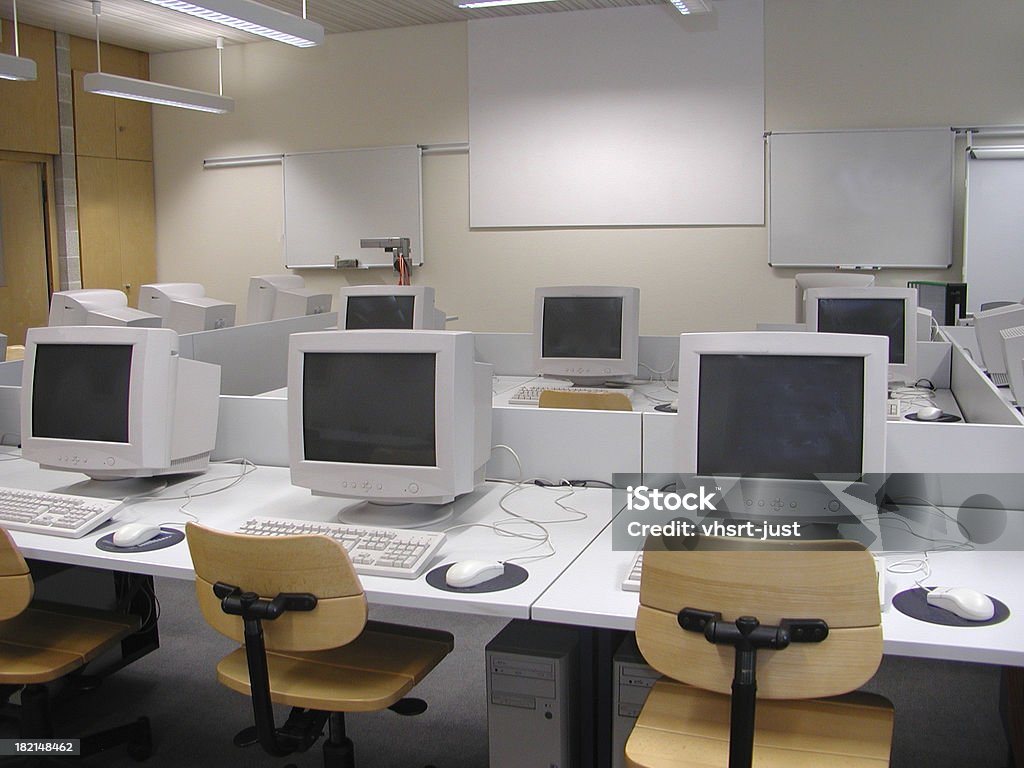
[345,296,417,330]
[696,354,864,477]
[303,352,435,466]
[805,287,917,383]
[338,286,442,330]
[542,297,623,359]
[32,344,131,444]
[676,332,887,526]
[288,330,492,527]
[534,286,640,384]
[21,326,221,482]
[815,298,906,364]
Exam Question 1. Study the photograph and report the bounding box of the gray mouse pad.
[426,563,528,593]
[892,587,1009,627]
[96,527,184,553]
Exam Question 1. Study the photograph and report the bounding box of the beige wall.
[150,0,1024,334]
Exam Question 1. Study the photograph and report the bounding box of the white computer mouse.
[915,406,945,421]
[925,587,995,621]
[445,560,506,589]
[112,522,163,548]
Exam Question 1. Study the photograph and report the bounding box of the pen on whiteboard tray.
[838,265,880,271]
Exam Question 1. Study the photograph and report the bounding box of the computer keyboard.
[508,385,634,406]
[236,516,446,579]
[621,550,644,592]
[0,486,122,538]
[623,550,887,607]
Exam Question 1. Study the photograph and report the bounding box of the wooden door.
[0,159,51,345]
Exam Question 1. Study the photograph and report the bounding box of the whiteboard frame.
[768,128,955,269]
[963,153,1024,312]
[282,145,424,270]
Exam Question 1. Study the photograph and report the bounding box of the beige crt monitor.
[21,326,220,479]
[287,329,492,528]
[49,289,161,328]
[338,285,446,330]
[139,282,236,334]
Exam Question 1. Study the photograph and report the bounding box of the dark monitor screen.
[816,298,906,365]
[32,344,132,443]
[696,354,864,477]
[302,352,436,467]
[345,295,417,330]
[542,296,623,359]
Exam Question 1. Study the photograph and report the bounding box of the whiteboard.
[964,157,1024,312]
[467,1,765,227]
[282,146,423,269]
[769,129,954,268]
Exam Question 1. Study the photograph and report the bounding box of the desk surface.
[531,520,1024,667]
[4,453,1022,666]
[0,456,620,620]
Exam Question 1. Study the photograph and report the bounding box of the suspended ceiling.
[1,0,665,53]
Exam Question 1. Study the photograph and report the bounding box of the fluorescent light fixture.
[970,145,1024,160]
[0,51,36,81]
[138,0,323,47]
[669,0,712,14]
[455,0,558,8]
[84,72,235,113]
[0,0,37,81]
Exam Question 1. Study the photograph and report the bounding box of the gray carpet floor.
[10,577,1013,767]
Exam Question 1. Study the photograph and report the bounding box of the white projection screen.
[467,1,765,228]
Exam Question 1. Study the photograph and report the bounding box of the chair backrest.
[0,529,34,621]
[636,534,882,700]
[186,523,368,652]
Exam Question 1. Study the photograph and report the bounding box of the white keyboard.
[624,550,887,607]
[508,385,634,406]
[0,486,122,538]
[236,516,446,579]
[622,550,644,592]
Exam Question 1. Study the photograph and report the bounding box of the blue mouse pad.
[892,587,1009,627]
[426,563,528,593]
[96,527,184,553]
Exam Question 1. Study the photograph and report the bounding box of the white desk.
[0,457,620,621]
[531,520,1024,667]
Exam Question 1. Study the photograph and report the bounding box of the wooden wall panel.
[0,23,59,155]
[116,160,156,305]
[76,155,123,290]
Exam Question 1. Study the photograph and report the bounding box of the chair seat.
[625,680,894,768]
[0,601,140,685]
[217,620,454,712]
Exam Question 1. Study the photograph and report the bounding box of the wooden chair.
[185,522,454,768]
[0,529,152,760]
[626,534,893,768]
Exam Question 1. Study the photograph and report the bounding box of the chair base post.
[323,713,355,768]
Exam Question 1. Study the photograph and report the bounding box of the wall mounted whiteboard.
[467,1,765,228]
[768,129,954,268]
[964,156,1024,312]
[282,146,423,269]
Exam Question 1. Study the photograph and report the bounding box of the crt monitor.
[534,286,640,385]
[247,275,305,323]
[288,330,492,527]
[139,282,236,334]
[805,286,917,385]
[21,326,221,481]
[49,289,161,328]
[675,331,887,525]
[338,286,446,330]
[794,273,875,323]
[973,303,1024,383]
